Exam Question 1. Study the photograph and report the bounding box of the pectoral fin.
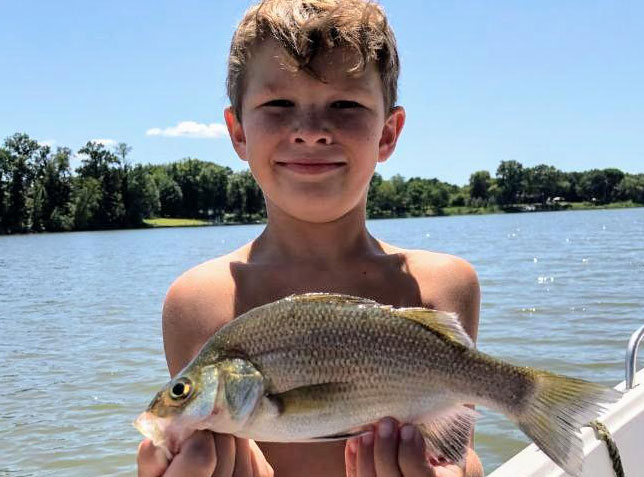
[219,359,265,423]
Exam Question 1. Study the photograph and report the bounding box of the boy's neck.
[250,203,381,266]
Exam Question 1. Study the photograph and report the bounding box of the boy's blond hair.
[227,0,400,119]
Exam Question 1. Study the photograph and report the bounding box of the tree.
[469,170,491,203]
[77,141,120,180]
[226,171,265,220]
[33,147,74,231]
[372,180,397,218]
[0,147,10,231]
[73,177,102,229]
[366,172,384,217]
[198,163,230,220]
[77,141,125,227]
[2,133,42,232]
[561,171,583,202]
[429,182,450,210]
[171,158,203,217]
[579,168,625,204]
[524,164,561,204]
[495,160,524,205]
[114,142,132,165]
[155,171,183,217]
[616,174,644,203]
[123,165,160,226]
[385,174,407,216]
[405,178,432,215]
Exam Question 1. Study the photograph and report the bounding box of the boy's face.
[225,39,405,223]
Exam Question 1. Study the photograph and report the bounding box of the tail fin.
[516,371,622,477]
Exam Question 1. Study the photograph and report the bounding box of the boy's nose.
[290,112,332,145]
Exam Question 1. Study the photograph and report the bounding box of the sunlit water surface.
[1,208,643,475]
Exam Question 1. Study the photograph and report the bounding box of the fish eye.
[169,378,193,400]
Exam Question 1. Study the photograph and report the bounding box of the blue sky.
[1,1,642,185]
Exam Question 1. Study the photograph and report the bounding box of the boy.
[138,0,483,475]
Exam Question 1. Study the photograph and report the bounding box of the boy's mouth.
[276,161,346,175]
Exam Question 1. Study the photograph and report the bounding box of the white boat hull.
[488,367,644,477]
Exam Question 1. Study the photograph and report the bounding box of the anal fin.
[417,406,478,465]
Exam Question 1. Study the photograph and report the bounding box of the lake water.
[1,208,643,476]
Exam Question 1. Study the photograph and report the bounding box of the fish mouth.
[134,411,215,458]
[134,411,174,459]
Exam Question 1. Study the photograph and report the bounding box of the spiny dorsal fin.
[286,294,473,347]
[392,308,474,348]
[285,293,381,307]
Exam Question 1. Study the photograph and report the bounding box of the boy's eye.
[263,99,294,107]
[331,100,362,109]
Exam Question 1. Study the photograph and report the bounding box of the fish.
[134,293,621,476]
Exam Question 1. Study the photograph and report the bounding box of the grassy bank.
[144,218,212,227]
[443,201,642,217]
[143,202,642,228]
[566,200,642,210]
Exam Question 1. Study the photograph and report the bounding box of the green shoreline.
[143,201,642,228]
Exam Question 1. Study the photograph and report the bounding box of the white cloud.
[90,138,117,148]
[146,121,229,139]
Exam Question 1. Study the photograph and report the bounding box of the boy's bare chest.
[229,259,425,316]
[193,256,437,475]
[231,265,420,476]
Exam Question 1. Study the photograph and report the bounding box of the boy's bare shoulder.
[404,248,478,304]
[382,243,480,340]
[162,245,250,374]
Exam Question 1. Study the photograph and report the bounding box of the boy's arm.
[161,270,232,376]
[417,253,483,477]
[422,255,480,344]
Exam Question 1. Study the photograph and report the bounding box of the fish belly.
[239,381,457,442]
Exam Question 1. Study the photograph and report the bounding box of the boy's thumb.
[137,439,170,477]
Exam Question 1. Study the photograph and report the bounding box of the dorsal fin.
[284,293,473,347]
[285,293,380,307]
[392,308,474,348]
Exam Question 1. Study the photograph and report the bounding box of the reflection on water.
[1,208,642,475]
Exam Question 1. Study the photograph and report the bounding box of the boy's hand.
[345,418,466,477]
[137,431,274,477]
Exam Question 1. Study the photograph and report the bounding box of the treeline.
[0,133,264,234]
[368,160,644,218]
[1,132,643,234]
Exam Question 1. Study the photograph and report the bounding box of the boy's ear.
[224,106,248,161]
[378,106,406,163]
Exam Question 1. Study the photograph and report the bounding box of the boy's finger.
[137,439,169,477]
[232,438,253,477]
[166,431,217,477]
[356,431,376,477]
[345,438,358,477]
[212,433,236,477]
[374,418,402,477]
[398,426,435,477]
